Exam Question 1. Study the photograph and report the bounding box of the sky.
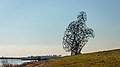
[0,0,120,57]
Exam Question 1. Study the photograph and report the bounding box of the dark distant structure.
[63,11,95,55]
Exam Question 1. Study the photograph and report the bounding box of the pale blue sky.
[0,0,120,56]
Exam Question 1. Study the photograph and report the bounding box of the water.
[0,59,32,66]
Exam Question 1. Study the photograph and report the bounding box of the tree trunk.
[71,50,75,55]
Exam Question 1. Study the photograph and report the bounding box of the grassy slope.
[22,49,120,67]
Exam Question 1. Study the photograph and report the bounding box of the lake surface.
[0,59,32,66]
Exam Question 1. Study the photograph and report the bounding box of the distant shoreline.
[0,57,22,59]
[0,55,61,61]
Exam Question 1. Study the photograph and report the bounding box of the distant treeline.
[0,55,62,61]
[22,55,62,61]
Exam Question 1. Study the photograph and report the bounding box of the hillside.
[17,49,120,67]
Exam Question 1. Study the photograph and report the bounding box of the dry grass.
[42,49,120,67]
[3,49,120,67]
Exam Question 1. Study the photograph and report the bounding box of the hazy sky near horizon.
[0,0,120,56]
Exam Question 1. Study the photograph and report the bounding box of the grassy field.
[4,49,120,67]
[40,49,120,67]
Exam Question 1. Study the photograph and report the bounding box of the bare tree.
[63,11,95,55]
